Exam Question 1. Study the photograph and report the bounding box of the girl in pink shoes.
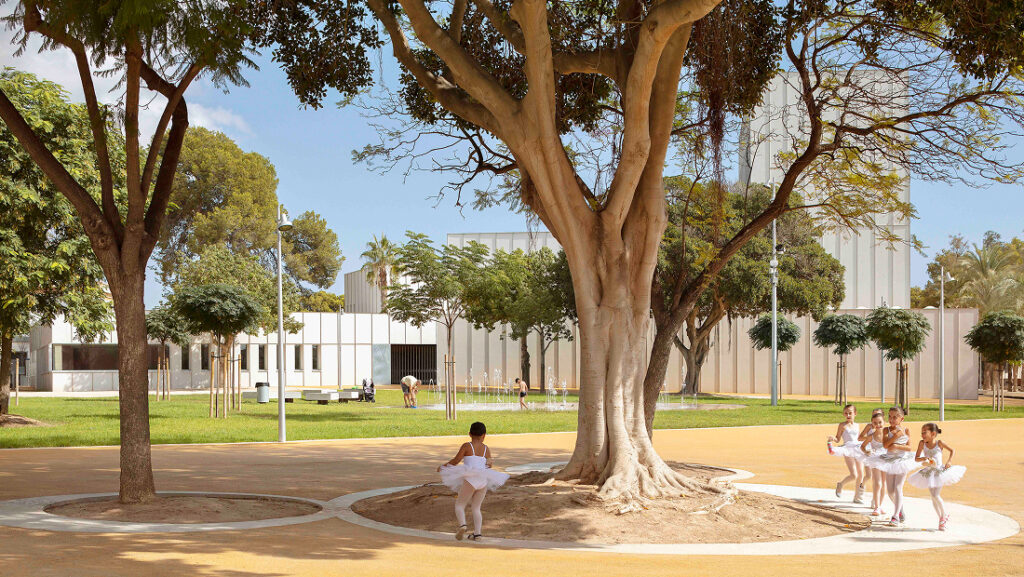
[864,407,919,526]
[859,409,889,516]
[908,423,966,531]
[827,404,866,503]
[438,421,510,541]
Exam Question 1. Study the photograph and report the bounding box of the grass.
[2,389,1021,449]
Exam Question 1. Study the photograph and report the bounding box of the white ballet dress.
[439,443,510,492]
[908,443,967,489]
[864,429,921,475]
[858,430,886,465]
[830,423,864,458]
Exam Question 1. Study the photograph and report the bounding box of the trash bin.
[255,382,270,403]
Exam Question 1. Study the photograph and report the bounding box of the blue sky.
[4,40,1022,308]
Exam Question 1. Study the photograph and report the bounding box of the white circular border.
[0,491,339,533]
[330,463,1020,555]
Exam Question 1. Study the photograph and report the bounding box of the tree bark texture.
[0,333,12,415]
[109,275,157,503]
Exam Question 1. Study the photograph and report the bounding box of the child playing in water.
[438,421,510,541]
[908,423,966,531]
[827,404,866,503]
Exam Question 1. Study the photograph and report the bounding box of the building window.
[294,344,303,370]
[258,345,266,371]
[311,345,320,371]
[181,346,190,370]
[239,344,248,371]
[51,344,164,371]
[201,344,210,371]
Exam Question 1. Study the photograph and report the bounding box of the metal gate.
[390,344,437,384]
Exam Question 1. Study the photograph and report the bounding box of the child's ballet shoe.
[939,515,949,531]
[468,534,482,541]
[456,525,467,540]
[853,485,865,504]
[887,516,900,527]
[835,482,842,498]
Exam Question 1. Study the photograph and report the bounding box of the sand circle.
[351,464,870,545]
[45,494,322,524]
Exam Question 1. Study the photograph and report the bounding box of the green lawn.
[2,390,1020,449]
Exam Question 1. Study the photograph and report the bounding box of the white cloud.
[190,103,252,136]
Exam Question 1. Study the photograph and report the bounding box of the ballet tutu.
[439,464,510,492]
[864,451,921,475]
[831,443,869,460]
[908,465,967,489]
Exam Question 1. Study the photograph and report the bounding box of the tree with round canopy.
[172,284,263,418]
[813,314,868,406]
[145,306,193,401]
[748,315,801,397]
[866,307,931,415]
[965,310,1024,412]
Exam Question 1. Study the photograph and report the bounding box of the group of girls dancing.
[828,405,966,530]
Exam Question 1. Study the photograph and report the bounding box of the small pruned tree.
[387,232,488,419]
[813,314,868,407]
[172,284,262,418]
[145,306,192,401]
[866,307,931,415]
[965,310,1024,412]
[748,314,800,396]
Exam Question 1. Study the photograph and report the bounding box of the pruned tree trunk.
[109,274,157,503]
[0,333,12,416]
[519,338,532,390]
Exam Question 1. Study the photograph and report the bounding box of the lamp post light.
[940,266,953,422]
[276,207,293,443]
[770,219,779,407]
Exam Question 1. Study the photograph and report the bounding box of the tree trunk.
[0,333,12,416]
[109,274,157,503]
[539,334,548,392]
[642,320,675,436]
[519,338,532,390]
[556,267,730,504]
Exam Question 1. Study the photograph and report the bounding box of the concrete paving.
[0,419,1022,576]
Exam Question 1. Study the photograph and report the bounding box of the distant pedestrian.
[516,377,528,410]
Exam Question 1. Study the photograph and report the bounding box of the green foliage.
[156,127,343,290]
[361,235,402,303]
[168,245,301,334]
[466,248,576,350]
[300,291,345,313]
[386,232,488,333]
[812,314,868,356]
[0,69,112,342]
[964,310,1024,365]
[748,315,801,352]
[172,284,263,340]
[865,307,931,362]
[145,306,192,349]
[659,180,845,322]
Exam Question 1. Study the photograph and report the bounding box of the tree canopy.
[156,127,344,291]
[173,284,264,342]
[813,314,868,357]
[300,291,345,312]
[866,307,932,363]
[748,314,801,352]
[145,306,192,349]
[964,310,1024,366]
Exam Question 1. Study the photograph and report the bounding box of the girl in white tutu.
[826,404,866,503]
[437,421,509,541]
[864,407,919,526]
[858,409,889,516]
[909,423,966,531]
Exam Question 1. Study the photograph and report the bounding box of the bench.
[242,390,301,402]
[303,390,339,404]
[337,390,361,402]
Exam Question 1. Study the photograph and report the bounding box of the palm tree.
[361,235,402,311]
[959,243,1015,315]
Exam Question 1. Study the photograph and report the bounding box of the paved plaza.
[0,418,1021,576]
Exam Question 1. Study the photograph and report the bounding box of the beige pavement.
[0,418,1022,576]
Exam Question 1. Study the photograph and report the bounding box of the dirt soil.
[353,463,870,544]
[0,414,46,427]
[45,495,321,524]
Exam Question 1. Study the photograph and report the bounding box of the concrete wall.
[739,71,912,309]
[344,270,382,314]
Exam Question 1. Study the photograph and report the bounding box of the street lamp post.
[276,207,293,443]
[939,266,952,422]
[770,220,779,407]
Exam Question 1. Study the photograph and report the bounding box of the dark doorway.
[390,344,437,385]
